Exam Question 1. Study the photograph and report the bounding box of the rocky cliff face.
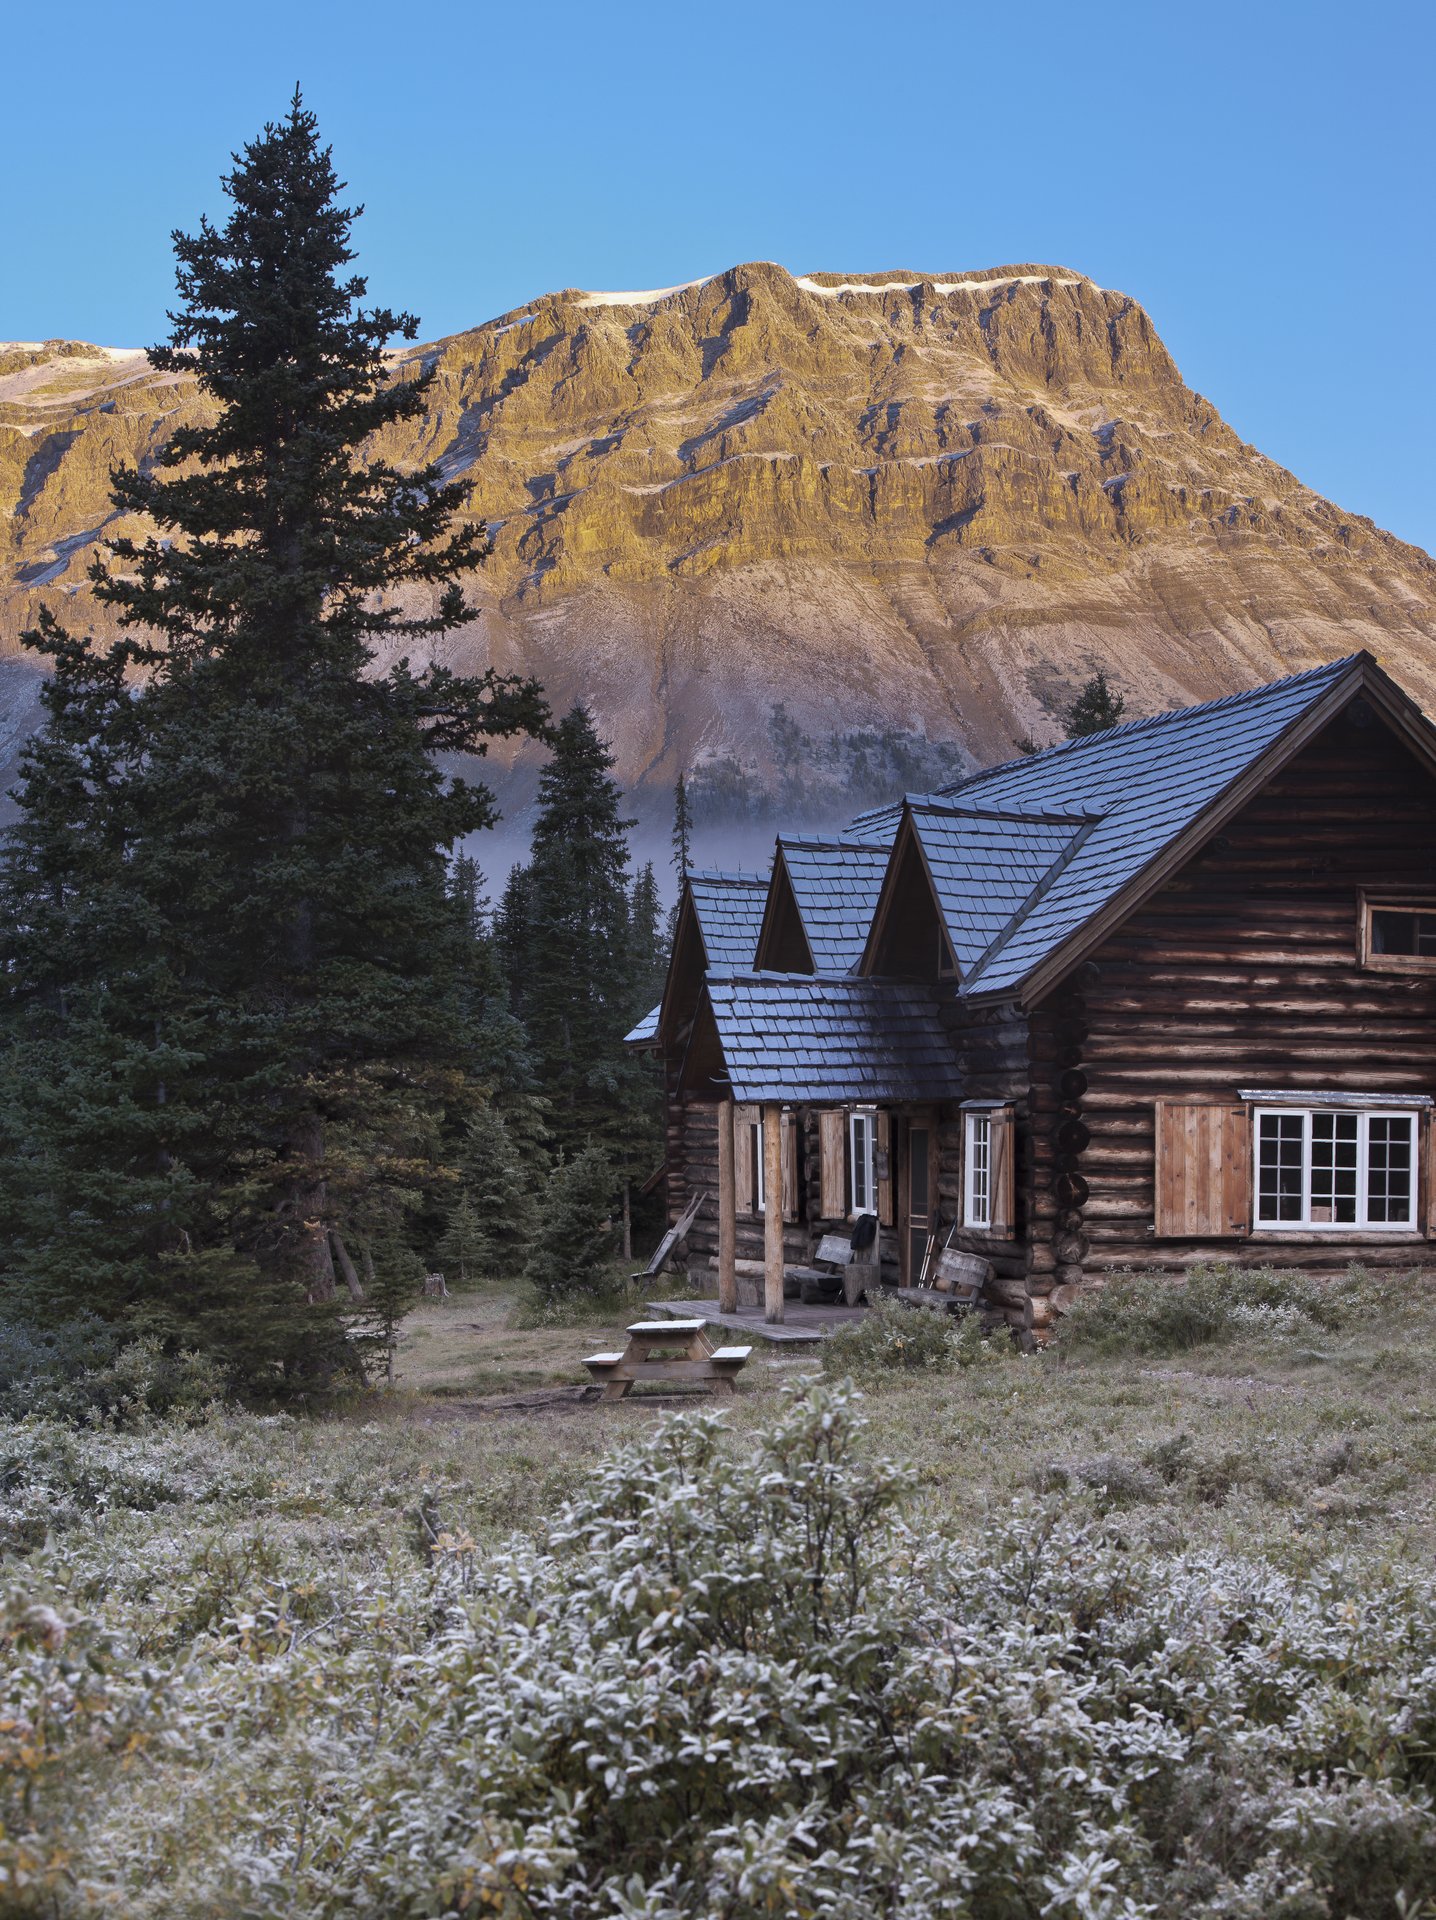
[4,264,1434,821]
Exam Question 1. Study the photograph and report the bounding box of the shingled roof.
[947,655,1367,996]
[703,973,964,1104]
[902,801,1099,973]
[688,870,769,968]
[776,835,894,973]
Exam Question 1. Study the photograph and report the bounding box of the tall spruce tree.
[0,97,545,1384]
[671,773,693,878]
[501,707,642,1164]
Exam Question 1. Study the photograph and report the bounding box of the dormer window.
[1361,896,1436,971]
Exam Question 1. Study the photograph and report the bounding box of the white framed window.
[752,1119,765,1214]
[964,1110,992,1229]
[1253,1104,1420,1230]
[849,1108,877,1219]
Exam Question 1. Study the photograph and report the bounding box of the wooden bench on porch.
[784,1232,873,1307]
[583,1319,753,1399]
[888,1248,991,1315]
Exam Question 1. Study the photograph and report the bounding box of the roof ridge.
[904,795,1105,825]
[689,868,771,887]
[779,833,893,852]
[933,653,1365,798]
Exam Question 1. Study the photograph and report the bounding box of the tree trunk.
[329,1230,365,1302]
[622,1181,632,1261]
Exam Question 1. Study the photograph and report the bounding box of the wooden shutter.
[1154,1101,1251,1238]
[818,1110,846,1220]
[1426,1113,1436,1236]
[989,1106,1016,1240]
[876,1111,894,1226]
[735,1104,757,1214]
[782,1116,800,1222]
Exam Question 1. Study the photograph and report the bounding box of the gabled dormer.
[654,870,769,1047]
[754,845,816,973]
[862,810,958,980]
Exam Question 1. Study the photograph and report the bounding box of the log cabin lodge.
[626,653,1436,1338]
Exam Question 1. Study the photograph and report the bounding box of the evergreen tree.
[0,97,545,1385]
[435,1192,489,1287]
[613,862,669,1254]
[523,1146,616,1305]
[504,708,636,1163]
[448,856,548,1162]
[1065,671,1127,738]
[671,773,693,877]
[450,1104,536,1272]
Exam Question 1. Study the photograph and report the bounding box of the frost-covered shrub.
[0,1318,227,1429]
[1058,1263,1393,1356]
[822,1295,1006,1381]
[19,1385,1434,1918]
[0,1315,119,1417]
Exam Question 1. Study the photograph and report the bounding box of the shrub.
[0,1315,119,1418]
[821,1295,1006,1382]
[1058,1262,1390,1357]
[0,1319,225,1427]
[23,1384,1435,1918]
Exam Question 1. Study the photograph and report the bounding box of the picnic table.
[583,1319,752,1400]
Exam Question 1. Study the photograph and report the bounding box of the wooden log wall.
[1050,709,1436,1277]
[938,994,1033,1322]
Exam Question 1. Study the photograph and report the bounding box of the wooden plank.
[763,1104,786,1324]
[717,1100,737,1314]
[735,1107,755,1214]
[819,1110,846,1219]
[614,1358,739,1381]
[782,1115,800,1222]
[990,1106,1016,1240]
[1154,1102,1249,1238]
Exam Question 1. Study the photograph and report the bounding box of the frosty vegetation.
[5,1338,1435,1917]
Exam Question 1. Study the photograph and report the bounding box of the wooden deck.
[645,1297,865,1345]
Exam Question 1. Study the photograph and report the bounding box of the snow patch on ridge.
[576,279,714,308]
[793,274,1091,297]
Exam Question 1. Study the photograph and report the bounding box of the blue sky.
[5,0,1432,551]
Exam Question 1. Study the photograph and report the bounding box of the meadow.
[4,1265,1435,1916]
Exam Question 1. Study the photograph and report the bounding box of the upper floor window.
[1254,1104,1419,1230]
[1361,897,1436,972]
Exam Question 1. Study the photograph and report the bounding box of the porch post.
[717,1098,738,1314]
[762,1102,785,1324]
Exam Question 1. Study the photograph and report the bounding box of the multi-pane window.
[849,1109,877,1217]
[964,1111,992,1229]
[1362,900,1436,971]
[1370,908,1436,958]
[1255,1106,1417,1229]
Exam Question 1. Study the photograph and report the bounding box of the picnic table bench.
[583,1319,752,1400]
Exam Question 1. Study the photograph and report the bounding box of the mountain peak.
[3,261,1433,822]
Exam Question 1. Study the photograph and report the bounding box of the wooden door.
[904,1119,935,1284]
